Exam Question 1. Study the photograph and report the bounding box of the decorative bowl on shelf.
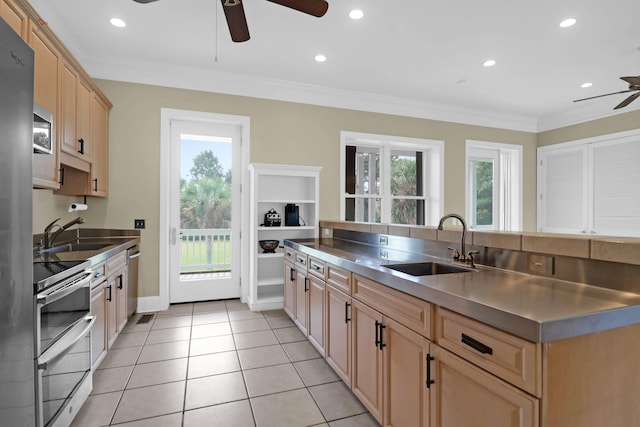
[259,239,279,253]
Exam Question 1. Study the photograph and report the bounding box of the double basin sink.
[41,242,114,254]
[383,261,473,276]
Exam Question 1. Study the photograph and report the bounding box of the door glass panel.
[470,158,494,227]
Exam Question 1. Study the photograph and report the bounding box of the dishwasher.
[127,245,141,317]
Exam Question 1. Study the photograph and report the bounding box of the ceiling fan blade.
[267,0,329,17]
[613,91,640,109]
[221,0,250,42]
[573,89,634,103]
[133,0,159,3]
[620,76,640,87]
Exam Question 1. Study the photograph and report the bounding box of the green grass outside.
[181,239,231,273]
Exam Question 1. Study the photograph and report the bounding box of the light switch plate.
[134,219,146,229]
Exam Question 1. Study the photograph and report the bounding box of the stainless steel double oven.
[34,260,95,427]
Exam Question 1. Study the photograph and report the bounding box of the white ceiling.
[30,0,640,132]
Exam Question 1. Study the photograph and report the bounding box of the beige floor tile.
[183,399,255,427]
[189,334,235,356]
[185,371,247,410]
[111,381,186,424]
[251,388,325,427]
[110,412,182,427]
[237,344,289,369]
[188,351,240,379]
[146,327,191,345]
[157,303,193,317]
[293,358,339,387]
[71,391,122,427]
[231,318,271,334]
[283,341,322,362]
[121,317,154,334]
[192,311,229,326]
[192,300,227,314]
[228,310,265,321]
[225,299,249,312]
[98,346,142,369]
[265,316,295,329]
[261,309,288,318]
[233,330,279,350]
[137,340,190,364]
[273,326,306,344]
[111,332,148,349]
[328,413,379,427]
[309,382,367,421]
[91,365,134,394]
[151,315,192,330]
[191,322,232,339]
[127,358,188,389]
[243,363,305,397]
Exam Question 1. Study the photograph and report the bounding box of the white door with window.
[160,110,249,305]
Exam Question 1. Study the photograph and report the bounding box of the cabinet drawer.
[353,274,432,339]
[436,307,541,397]
[107,251,126,275]
[284,247,297,262]
[326,264,351,295]
[91,262,106,288]
[294,252,308,270]
[308,256,325,279]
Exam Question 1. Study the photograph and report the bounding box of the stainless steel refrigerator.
[0,17,36,426]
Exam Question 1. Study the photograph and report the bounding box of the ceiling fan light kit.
[573,76,640,109]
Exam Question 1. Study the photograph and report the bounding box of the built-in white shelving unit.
[248,163,321,311]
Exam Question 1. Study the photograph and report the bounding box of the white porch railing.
[180,228,232,273]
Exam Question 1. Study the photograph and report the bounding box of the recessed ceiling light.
[349,9,364,20]
[581,82,593,88]
[110,18,126,28]
[560,18,576,28]
[483,59,496,67]
[315,54,327,62]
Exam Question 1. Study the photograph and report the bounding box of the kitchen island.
[284,233,640,427]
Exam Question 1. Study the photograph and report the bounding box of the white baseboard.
[136,296,168,313]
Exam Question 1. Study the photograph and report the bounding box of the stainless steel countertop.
[286,238,640,343]
[33,236,140,266]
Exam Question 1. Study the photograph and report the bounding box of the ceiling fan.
[573,76,640,109]
[133,0,329,42]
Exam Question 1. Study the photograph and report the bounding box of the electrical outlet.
[134,219,146,229]
[379,235,388,245]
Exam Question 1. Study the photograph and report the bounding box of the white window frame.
[465,140,522,231]
[340,131,444,225]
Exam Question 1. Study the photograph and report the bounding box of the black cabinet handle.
[59,168,65,185]
[461,333,493,355]
[289,268,295,282]
[93,178,98,192]
[107,284,112,301]
[345,302,351,323]
[117,274,123,289]
[375,320,380,347]
[426,354,435,388]
[378,323,386,350]
[78,138,85,154]
[304,277,308,292]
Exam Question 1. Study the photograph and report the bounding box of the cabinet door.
[60,62,78,156]
[351,299,384,423]
[90,94,109,196]
[325,284,351,386]
[90,283,107,370]
[430,346,538,427]
[307,274,325,355]
[106,276,118,349]
[283,261,296,319]
[75,78,92,160]
[0,0,28,38]
[382,317,430,427]
[116,268,128,332]
[294,269,308,334]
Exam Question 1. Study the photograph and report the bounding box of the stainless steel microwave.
[33,103,53,154]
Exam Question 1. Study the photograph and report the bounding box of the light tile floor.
[72,299,380,427]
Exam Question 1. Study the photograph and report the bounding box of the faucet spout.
[43,217,85,249]
[437,213,467,262]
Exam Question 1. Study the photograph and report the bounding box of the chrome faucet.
[437,213,477,266]
[42,217,85,249]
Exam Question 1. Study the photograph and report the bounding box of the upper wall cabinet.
[60,61,92,165]
[0,0,28,38]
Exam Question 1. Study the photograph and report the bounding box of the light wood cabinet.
[29,20,60,189]
[294,268,308,335]
[106,252,128,349]
[325,283,352,385]
[90,94,109,196]
[307,273,325,356]
[115,269,128,332]
[106,273,118,348]
[430,345,538,427]
[90,280,107,370]
[60,61,91,164]
[283,258,296,319]
[0,0,28,38]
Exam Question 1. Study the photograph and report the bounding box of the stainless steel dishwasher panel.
[127,245,141,317]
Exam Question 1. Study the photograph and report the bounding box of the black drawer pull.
[461,333,493,355]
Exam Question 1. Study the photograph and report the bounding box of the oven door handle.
[36,270,92,306]
[38,315,96,371]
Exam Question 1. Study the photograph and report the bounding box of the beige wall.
[538,109,640,146]
[31,79,584,298]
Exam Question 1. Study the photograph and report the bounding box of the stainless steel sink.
[383,262,473,276]
[41,242,113,254]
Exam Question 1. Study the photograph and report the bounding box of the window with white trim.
[340,132,443,225]
[465,140,522,231]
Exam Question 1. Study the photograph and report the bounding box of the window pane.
[354,149,380,195]
[345,197,381,223]
[390,150,421,196]
[391,199,424,225]
[471,159,493,226]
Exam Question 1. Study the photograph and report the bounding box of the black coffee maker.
[285,204,299,226]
